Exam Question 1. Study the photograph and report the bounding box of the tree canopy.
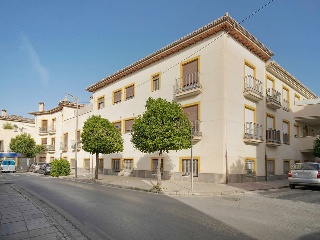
[131,97,192,186]
[81,115,123,179]
[9,133,45,158]
[314,137,320,158]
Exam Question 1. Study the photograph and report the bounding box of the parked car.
[288,162,320,189]
[0,159,16,173]
[39,163,51,175]
[31,162,46,173]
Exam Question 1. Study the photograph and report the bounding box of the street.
[2,172,320,240]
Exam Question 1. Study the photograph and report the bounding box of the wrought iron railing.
[266,129,281,144]
[243,75,263,97]
[244,122,263,141]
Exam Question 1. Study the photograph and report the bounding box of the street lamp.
[190,123,194,191]
[63,93,79,178]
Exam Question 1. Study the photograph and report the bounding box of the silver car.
[288,162,320,189]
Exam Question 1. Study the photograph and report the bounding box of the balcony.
[266,129,281,146]
[299,136,319,152]
[46,144,55,153]
[243,75,263,102]
[48,125,56,134]
[174,72,202,99]
[60,142,68,152]
[266,88,281,109]
[243,122,263,144]
[39,126,48,135]
[191,120,202,142]
[71,140,82,151]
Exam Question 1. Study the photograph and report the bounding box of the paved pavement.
[0,172,289,239]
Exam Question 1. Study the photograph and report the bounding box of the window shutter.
[182,60,198,87]
[126,85,134,99]
[114,90,121,103]
[183,105,198,122]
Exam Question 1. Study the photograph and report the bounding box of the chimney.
[1,109,6,117]
[39,102,44,112]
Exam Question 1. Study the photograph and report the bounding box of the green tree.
[131,97,192,187]
[9,133,46,167]
[81,115,124,179]
[314,137,320,158]
[50,158,71,177]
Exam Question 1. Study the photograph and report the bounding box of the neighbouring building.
[29,13,320,183]
[0,109,35,170]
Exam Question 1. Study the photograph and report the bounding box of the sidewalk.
[64,173,289,196]
[0,182,88,240]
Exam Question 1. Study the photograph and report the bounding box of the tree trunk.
[95,152,99,179]
[157,153,162,187]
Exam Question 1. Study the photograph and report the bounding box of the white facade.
[30,14,319,183]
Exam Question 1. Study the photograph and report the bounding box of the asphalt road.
[3,173,254,240]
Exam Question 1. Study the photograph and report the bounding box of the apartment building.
[0,109,35,169]
[30,13,319,183]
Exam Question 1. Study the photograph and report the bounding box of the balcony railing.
[71,140,82,151]
[48,125,56,134]
[191,120,202,141]
[266,129,281,146]
[46,144,55,152]
[283,133,290,144]
[174,72,202,99]
[243,75,263,102]
[266,88,281,109]
[39,126,48,134]
[60,142,68,151]
[243,122,263,144]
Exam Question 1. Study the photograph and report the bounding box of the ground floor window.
[283,160,290,174]
[112,159,121,172]
[245,159,255,176]
[99,158,104,172]
[267,160,275,176]
[70,159,75,169]
[151,158,164,174]
[123,159,133,171]
[181,158,198,177]
[84,159,90,170]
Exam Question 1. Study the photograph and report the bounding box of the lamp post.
[63,93,79,178]
[190,123,194,191]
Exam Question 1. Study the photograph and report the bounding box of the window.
[112,159,121,172]
[181,158,199,177]
[97,96,105,109]
[123,159,133,170]
[70,159,75,168]
[151,158,164,174]
[113,121,122,132]
[267,160,275,176]
[183,103,199,128]
[0,140,4,151]
[283,160,290,175]
[39,157,46,163]
[151,73,160,91]
[245,105,255,124]
[245,61,255,78]
[282,87,289,111]
[84,159,90,170]
[99,158,104,172]
[41,138,47,145]
[245,158,256,176]
[294,124,299,138]
[63,133,68,150]
[124,118,134,133]
[266,76,274,90]
[113,89,122,104]
[40,120,48,132]
[125,84,135,100]
[181,57,199,90]
[50,157,54,162]
[266,114,275,130]
[283,120,290,144]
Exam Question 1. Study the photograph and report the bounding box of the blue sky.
[0,0,319,118]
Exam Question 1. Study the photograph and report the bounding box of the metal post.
[75,97,78,179]
[191,125,193,191]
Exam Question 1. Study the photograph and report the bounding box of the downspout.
[224,31,229,184]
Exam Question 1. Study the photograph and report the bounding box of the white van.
[1,159,16,173]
